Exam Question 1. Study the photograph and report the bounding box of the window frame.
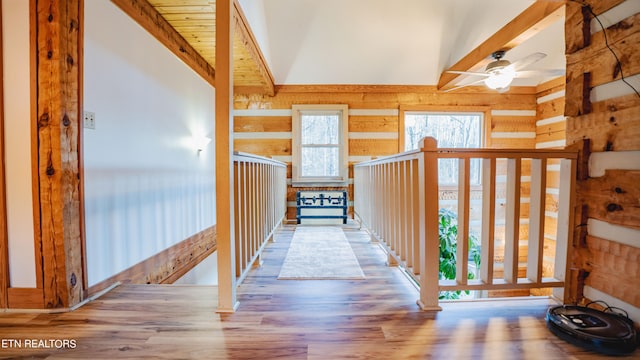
[399,105,490,186]
[399,105,490,152]
[291,104,349,186]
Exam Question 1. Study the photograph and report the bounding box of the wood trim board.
[88,225,217,296]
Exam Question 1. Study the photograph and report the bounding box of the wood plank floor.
[0,224,635,359]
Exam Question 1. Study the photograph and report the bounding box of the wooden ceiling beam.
[111,0,216,87]
[233,0,275,96]
[437,1,565,90]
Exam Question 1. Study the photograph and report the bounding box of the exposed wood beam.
[233,0,275,96]
[35,0,84,308]
[111,0,216,87]
[437,1,565,90]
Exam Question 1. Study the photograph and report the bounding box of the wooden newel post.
[417,137,442,311]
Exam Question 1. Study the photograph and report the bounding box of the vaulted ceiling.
[116,0,566,94]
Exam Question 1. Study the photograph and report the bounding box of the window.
[404,111,483,184]
[292,104,348,186]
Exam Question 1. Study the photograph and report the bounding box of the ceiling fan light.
[484,67,516,90]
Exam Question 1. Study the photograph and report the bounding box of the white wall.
[2,0,37,288]
[84,0,216,286]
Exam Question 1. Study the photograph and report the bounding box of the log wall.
[565,0,640,320]
[234,85,539,223]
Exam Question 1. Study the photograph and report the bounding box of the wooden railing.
[354,137,578,310]
[233,152,287,284]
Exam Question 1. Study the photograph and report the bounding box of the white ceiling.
[238,0,566,87]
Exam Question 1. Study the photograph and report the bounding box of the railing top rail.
[353,150,422,167]
[233,151,287,167]
[354,137,577,167]
[431,148,578,159]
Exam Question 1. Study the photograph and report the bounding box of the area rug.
[278,226,365,280]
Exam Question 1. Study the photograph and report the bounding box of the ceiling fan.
[444,50,564,92]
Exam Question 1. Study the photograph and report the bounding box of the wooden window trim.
[291,104,349,187]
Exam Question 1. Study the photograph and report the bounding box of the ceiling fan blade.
[510,52,547,71]
[442,77,487,92]
[445,70,490,77]
[516,69,565,78]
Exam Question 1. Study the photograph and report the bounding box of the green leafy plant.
[438,208,481,299]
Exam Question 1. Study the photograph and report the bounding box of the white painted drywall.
[2,0,37,288]
[83,0,216,286]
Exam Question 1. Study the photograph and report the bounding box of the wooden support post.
[215,0,238,313]
[35,0,85,309]
[0,3,7,309]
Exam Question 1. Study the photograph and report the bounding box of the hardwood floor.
[0,224,635,359]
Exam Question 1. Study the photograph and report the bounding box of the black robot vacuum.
[546,303,638,356]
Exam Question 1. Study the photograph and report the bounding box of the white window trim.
[292,104,349,187]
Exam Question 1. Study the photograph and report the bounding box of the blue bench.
[296,191,348,224]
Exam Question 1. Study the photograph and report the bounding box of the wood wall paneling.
[568,31,640,89]
[492,116,536,133]
[578,170,640,230]
[349,116,398,133]
[585,235,640,307]
[565,0,628,55]
[567,101,640,152]
[234,116,291,132]
[234,138,291,156]
[566,0,640,308]
[537,97,564,120]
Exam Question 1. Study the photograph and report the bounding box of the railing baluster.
[480,158,496,285]
[527,158,546,283]
[504,158,521,284]
[456,157,470,286]
[411,158,420,275]
[234,161,242,277]
[399,160,408,265]
[393,161,400,258]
